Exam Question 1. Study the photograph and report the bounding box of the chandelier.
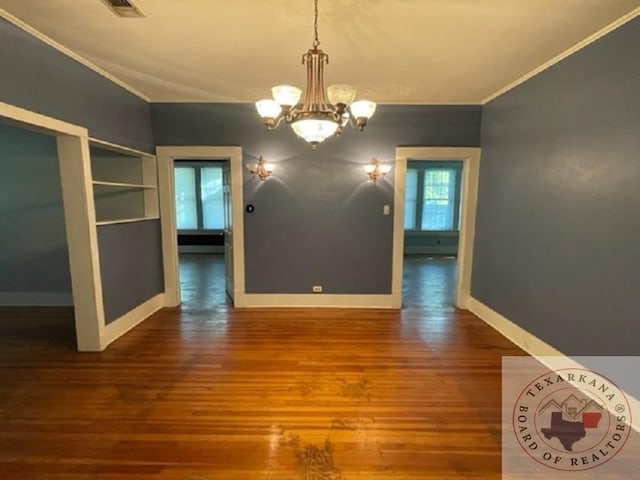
[255,0,376,147]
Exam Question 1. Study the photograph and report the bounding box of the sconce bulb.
[246,156,274,180]
[364,159,390,182]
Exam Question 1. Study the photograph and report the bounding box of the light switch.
[383,204,390,215]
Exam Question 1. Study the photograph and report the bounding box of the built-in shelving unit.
[90,144,159,225]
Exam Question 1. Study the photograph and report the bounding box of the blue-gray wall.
[0,121,72,305]
[0,18,153,153]
[97,220,164,323]
[473,18,640,355]
[152,104,481,294]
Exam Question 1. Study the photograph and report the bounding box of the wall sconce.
[364,159,391,182]
[246,156,274,180]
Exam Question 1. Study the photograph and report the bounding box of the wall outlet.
[312,285,323,293]
[383,204,390,215]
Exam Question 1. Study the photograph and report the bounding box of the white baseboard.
[240,293,398,309]
[468,296,640,433]
[0,292,73,307]
[102,293,165,348]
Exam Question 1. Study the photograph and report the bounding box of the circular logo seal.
[512,368,632,471]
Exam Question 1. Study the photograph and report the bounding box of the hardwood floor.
[0,255,526,479]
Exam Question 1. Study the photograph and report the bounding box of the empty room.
[0,1,638,478]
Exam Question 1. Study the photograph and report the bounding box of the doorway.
[156,146,246,309]
[393,147,481,310]
[173,159,229,308]
[0,119,76,344]
[402,160,462,310]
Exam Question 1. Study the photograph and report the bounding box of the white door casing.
[394,147,481,309]
[156,146,246,307]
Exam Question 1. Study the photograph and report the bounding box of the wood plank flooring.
[0,256,526,479]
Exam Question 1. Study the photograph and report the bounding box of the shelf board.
[92,181,157,189]
[95,216,160,226]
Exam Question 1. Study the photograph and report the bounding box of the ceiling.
[0,0,638,103]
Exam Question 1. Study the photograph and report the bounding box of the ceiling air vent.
[100,0,145,18]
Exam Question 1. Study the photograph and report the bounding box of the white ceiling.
[1,0,639,103]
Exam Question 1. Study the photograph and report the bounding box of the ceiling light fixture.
[255,0,376,148]
[364,159,391,182]
[246,156,275,181]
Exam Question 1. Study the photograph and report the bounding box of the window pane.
[404,169,418,229]
[421,169,456,230]
[201,166,224,229]
[174,167,197,229]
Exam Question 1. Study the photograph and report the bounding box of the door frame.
[156,146,246,307]
[0,101,103,350]
[393,147,481,309]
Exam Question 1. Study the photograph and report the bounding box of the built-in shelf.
[90,144,159,225]
[92,181,157,189]
[96,216,160,226]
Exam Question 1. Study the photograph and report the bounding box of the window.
[200,167,224,229]
[404,169,418,229]
[175,167,197,229]
[404,164,462,231]
[174,163,225,230]
[422,169,456,230]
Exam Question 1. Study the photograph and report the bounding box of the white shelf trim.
[93,180,157,189]
[96,216,159,226]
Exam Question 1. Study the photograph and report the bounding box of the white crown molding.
[0,7,150,102]
[482,7,640,105]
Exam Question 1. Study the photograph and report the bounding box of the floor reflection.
[402,255,457,311]
[401,255,458,341]
[178,253,231,311]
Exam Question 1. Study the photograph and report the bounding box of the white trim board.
[89,137,153,158]
[0,101,88,138]
[0,292,73,307]
[482,7,640,104]
[103,293,164,349]
[394,147,480,310]
[0,8,149,102]
[468,296,640,433]
[241,294,395,309]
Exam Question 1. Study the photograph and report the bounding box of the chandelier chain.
[313,0,320,48]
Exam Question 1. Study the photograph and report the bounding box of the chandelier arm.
[263,111,288,130]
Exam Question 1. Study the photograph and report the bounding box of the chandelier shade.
[255,99,281,119]
[291,118,339,144]
[272,85,302,107]
[255,0,376,147]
